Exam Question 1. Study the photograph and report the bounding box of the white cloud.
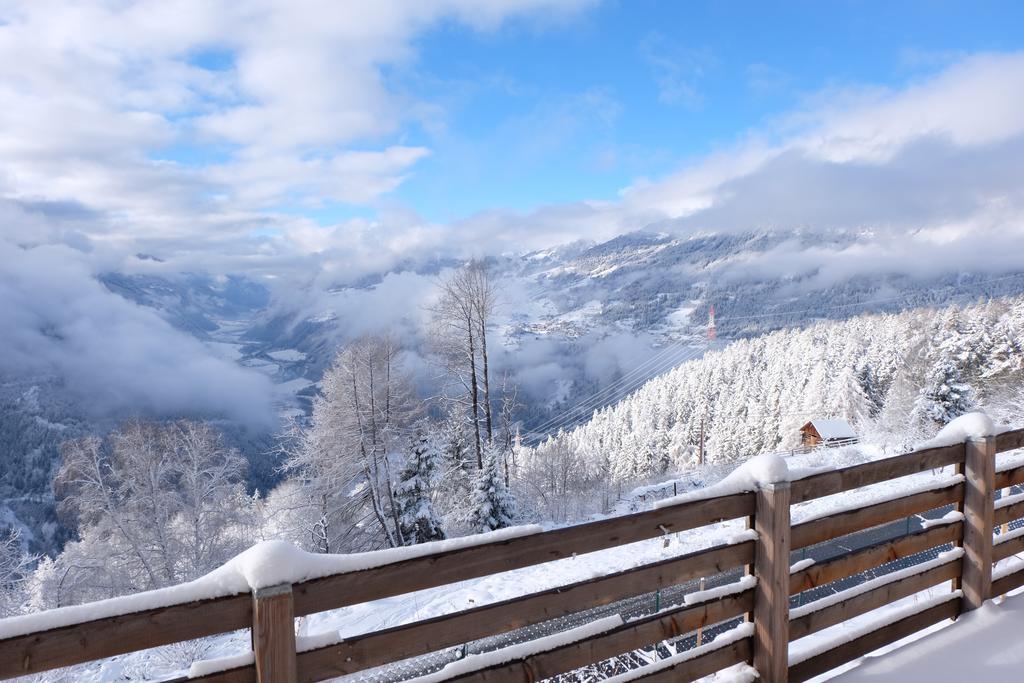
[617,52,1024,240]
[0,0,596,251]
[3,4,1024,396]
[638,32,715,107]
[0,221,276,425]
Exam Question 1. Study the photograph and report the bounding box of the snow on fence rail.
[1,417,1023,683]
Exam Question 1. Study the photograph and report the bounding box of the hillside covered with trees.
[517,296,1024,521]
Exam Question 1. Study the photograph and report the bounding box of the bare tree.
[430,260,498,468]
[0,528,36,617]
[165,421,250,578]
[283,335,421,550]
[54,420,254,597]
[466,260,498,442]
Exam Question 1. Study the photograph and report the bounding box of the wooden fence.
[3,428,1024,683]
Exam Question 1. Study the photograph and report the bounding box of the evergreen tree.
[470,444,517,532]
[913,358,976,427]
[394,427,446,545]
[856,362,885,418]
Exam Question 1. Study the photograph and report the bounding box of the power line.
[525,342,709,444]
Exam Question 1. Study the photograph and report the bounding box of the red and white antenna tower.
[707,303,717,341]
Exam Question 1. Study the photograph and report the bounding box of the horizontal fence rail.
[2,426,1023,683]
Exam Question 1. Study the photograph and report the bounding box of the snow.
[216,525,542,590]
[790,558,816,573]
[992,555,1024,581]
[994,490,1024,510]
[0,527,542,640]
[700,663,759,682]
[792,474,964,526]
[789,549,963,620]
[296,629,343,653]
[267,349,307,362]
[994,524,1024,547]
[808,419,857,441]
[274,377,314,395]
[655,452,791,509]
[600,623,754,683]
[683,576,756,606]
[918,410,998,448]
[830,590,1024,681]
[919,510,964,529]
[187,651,254,677]
[789,591,961,666]
[403,615,623,683]
[727,529,759,545]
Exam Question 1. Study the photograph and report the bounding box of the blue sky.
[379,1,1024,221]
[4,0,1024,275]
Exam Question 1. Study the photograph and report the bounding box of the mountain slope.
[519,296,1024,508]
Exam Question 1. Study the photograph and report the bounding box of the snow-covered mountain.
[209,229,1024,430]
[5,228,1024,553]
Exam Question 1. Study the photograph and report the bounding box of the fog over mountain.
[4,4,1024,560]
[4,48,1024,425]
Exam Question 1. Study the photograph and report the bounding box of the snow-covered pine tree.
[856,362,885,418]
[394,427,446,545]
[913,357,976,427]
[470,443,517,533]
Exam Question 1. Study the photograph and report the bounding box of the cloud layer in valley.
[0,220,275,425]
[2,2,1024,423]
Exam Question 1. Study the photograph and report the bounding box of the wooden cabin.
[799,418,857,447]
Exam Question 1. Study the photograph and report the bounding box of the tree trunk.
[467,316,484,469]
[479,317,493,443]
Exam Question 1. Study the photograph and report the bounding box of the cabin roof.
[802,418,857,440]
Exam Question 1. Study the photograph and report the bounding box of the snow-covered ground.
[830,588,1024,681]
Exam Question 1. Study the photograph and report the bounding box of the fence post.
[960,435,996,612]
[252,583,298,683]
[753,481,791,683]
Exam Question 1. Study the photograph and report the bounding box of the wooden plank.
[791,483,963,550]
[597,637,750,683]
[407,591,755,683]
[961,436,995,612]
[252,584,297,683]
[788,557,961,641]
[790,522,961,595]
[994,499,1024,527]
[753,482,790,683]
[294,541,754,682]
[0,593,251,679]
[996,428,1024,453]
[291,492,754,617]
[165,666,257,683]
[788,597,959,683]
[994,463,1024,490]
[992,567,1024,597]
[790,444,964,504]
[994,532,1024,562]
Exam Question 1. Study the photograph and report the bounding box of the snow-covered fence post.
[753,481,790,683]
[960,435,995,613]
[252,583,298,683]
